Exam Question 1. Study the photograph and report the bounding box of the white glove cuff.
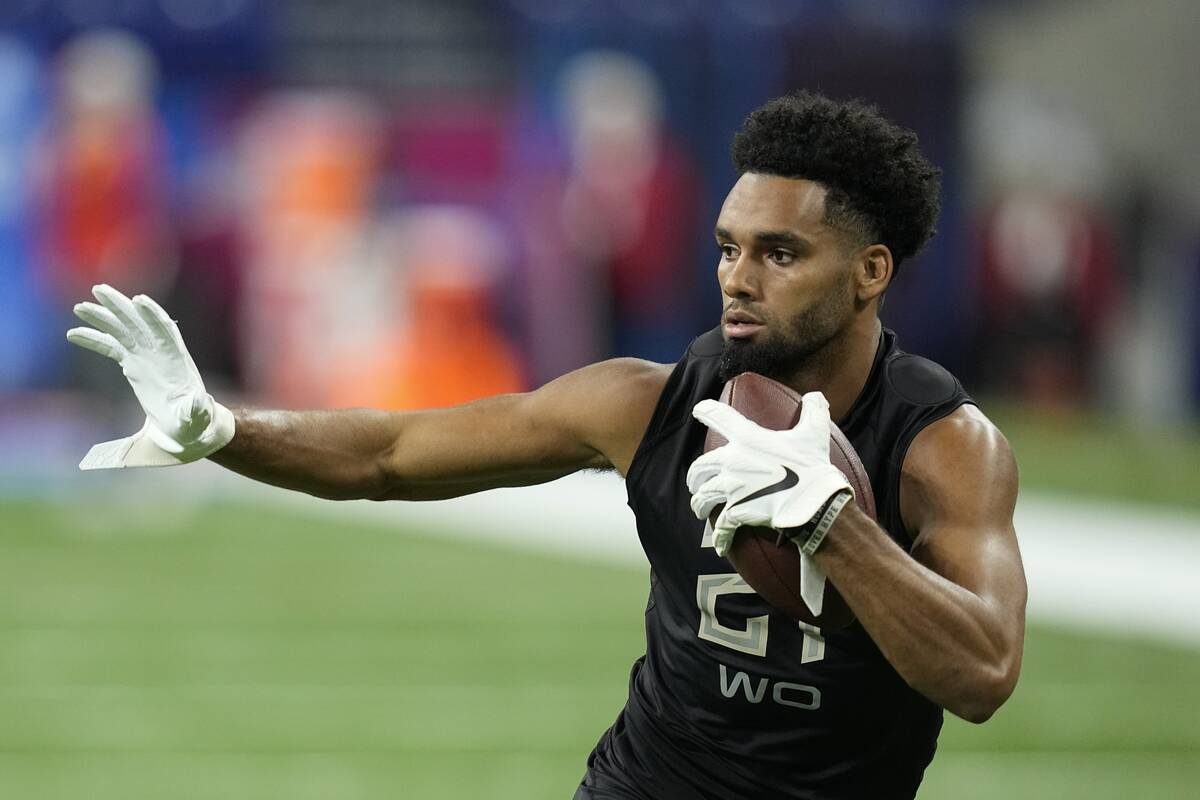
[200,401,237,454]
[79,399,235,470]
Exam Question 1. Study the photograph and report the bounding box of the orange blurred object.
[330,277,524,411]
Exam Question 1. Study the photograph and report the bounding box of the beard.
[718,288,848,383]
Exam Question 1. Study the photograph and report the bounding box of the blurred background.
[1,0,1198,798]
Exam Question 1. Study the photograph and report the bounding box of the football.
[703,372,877,629]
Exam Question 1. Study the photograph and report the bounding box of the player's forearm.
[813,506,1021,723]
[208,408,403,500]
[209,401,589,502]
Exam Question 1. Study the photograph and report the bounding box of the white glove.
[687,392,853,616]
[687,392,852,553]
[66,284,235,470]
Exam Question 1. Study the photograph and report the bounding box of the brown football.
[703,372,877,629]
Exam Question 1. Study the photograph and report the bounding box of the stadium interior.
[1,1,1198,798]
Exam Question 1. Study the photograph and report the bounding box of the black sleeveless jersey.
[578,327,973,800]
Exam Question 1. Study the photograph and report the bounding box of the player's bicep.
[522,357,671,476]
[901,406,1026,613]
[377,358,669,498]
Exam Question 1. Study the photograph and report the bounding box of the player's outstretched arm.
[211,358,669,501]
[68,285,670,500]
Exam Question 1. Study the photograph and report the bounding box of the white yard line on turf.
[181,464,1200,648]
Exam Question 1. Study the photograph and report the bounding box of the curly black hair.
[731,91,941,271]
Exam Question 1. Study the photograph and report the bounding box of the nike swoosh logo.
[729,466,799,509]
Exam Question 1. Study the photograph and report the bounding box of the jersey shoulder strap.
[884,349,964,407]
[848,335,973,546]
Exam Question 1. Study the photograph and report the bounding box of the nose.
[719,252,759,300]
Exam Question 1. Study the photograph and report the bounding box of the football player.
[68,91,1025,800]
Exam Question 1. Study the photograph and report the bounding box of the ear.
[854,244,893,303]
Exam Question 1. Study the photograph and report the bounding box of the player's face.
[714,173,857,381]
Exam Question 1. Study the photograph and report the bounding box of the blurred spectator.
[34,30,173,301]
[975,189,1120,408]
[511,49,700,384]
[967,86,1123,410]
[234,91,383,407]
[28,29,176,397]
[556,50,700,362]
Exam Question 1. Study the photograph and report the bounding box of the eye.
[718,243,739,261]
[768,249,796,266]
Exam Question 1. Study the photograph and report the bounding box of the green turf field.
[1,498,1197,799]
[987,401,1200,512]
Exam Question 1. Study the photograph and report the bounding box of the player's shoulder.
[570,357,674,399]
[527,358,672,425]
[882,349,964,409]
[528,355,671,429]
[903,404,1017,508]
[912,403,1011,457]
[545,358,673,476]
[882,342,1005,469]
[883,338,1012,489]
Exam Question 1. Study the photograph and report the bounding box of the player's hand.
[66,284,235,470]
[687,392,852,557]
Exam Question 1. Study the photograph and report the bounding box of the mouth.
[723,309,764,339]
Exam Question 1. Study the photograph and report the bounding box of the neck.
[781,317,881,424]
